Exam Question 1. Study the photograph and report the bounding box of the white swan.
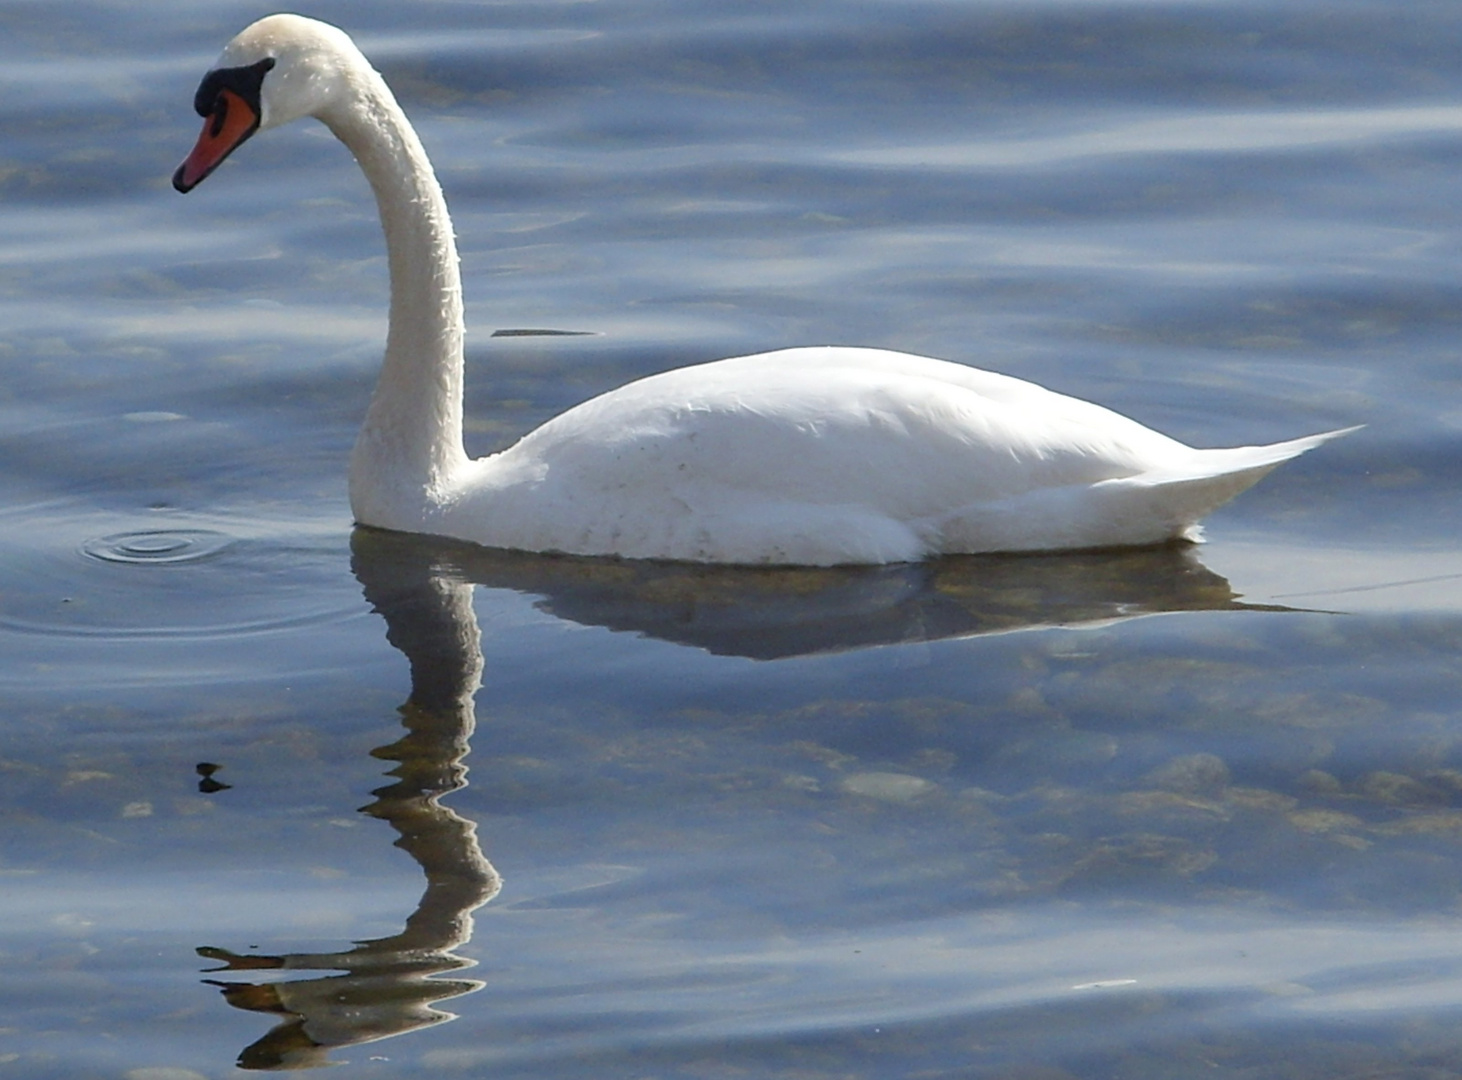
[175,14,1355,566]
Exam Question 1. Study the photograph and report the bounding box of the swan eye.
[207,96,229,139]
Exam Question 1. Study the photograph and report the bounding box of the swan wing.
[439,348,1344,563]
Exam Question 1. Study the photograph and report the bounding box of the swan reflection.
[197,532,501,1070]
[199,530,1272,1067]
[357,528,1280,660]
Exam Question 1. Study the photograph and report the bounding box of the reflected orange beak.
[173,88,260,193]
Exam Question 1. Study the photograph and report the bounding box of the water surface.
[5,1,1462,1076]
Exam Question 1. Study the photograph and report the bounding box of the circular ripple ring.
[80,530,236,566]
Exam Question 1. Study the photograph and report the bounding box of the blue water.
[6,1,1462,1076]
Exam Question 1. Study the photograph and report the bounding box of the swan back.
[439,347,1350,564]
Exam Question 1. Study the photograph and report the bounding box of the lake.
[5,0,1462,1076]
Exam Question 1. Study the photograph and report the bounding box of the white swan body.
[176,15,1355,566]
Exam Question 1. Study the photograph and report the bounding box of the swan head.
[173,14,361,193]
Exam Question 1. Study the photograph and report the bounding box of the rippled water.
[6,1,1462,1076]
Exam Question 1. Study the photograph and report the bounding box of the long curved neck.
[324,65,468,521]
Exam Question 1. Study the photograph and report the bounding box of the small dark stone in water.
[197,762,231,793]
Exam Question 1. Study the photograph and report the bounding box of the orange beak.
[173,88,261,193]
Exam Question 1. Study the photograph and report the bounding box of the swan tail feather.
[1161,424,1363,479]
[924,425,1360,554]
